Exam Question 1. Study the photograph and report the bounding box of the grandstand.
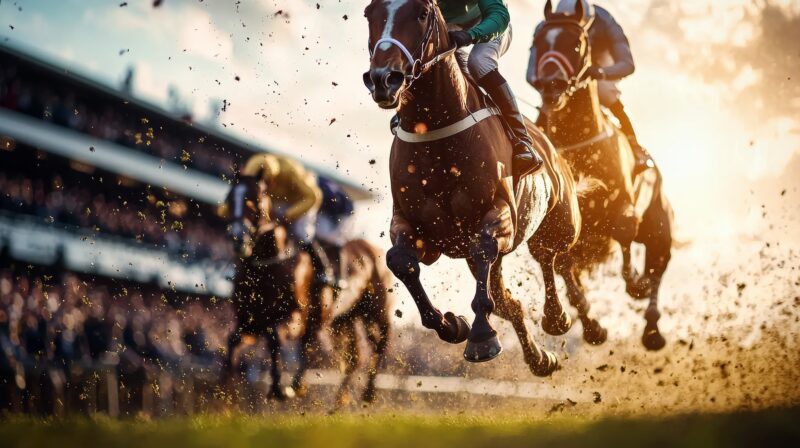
[0,44,370,414]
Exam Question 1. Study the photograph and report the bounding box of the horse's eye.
[418,9,429,21]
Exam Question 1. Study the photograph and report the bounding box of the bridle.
[368,1,457,89]
[533,17,594,97]
[533,16,617,153]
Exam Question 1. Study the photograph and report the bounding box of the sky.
[2,0,799,324]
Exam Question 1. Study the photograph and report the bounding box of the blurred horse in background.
[221,176,392,406]
[532,0,674,350]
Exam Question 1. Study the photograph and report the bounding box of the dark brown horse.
[531,0,674,350]
[221,177,392,404]
[363,0,604,376]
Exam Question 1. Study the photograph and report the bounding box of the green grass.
[1,407,798,448]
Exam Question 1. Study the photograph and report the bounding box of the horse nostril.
[385,71,405,88]
[363,71,375,91]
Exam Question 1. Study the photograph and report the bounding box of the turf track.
[1,406,798,448]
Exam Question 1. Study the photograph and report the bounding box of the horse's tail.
[575,175,607,199]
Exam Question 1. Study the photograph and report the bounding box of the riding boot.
[479,70,544,178]
[300,240,346,290]
[609,100,654,176]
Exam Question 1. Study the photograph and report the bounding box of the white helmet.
[555,0,596,25]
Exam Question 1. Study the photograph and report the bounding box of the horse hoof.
[361,385,376,403]
[583,319,608,345]
[541,310,573,336]
[334,391,351,410]
[463,334,503,363]
[626,277,652,300]
[268,385,292,401]
[290,381,308,398]
[642,328,666,351]
[530,350,559,377]
[440,312,470,344]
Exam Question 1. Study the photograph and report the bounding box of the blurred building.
[0,44,370,414]
[0,43,369,298]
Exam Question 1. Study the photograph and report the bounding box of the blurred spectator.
[0,171,232,262]
[0,267,233,414]
[1,62,237,177]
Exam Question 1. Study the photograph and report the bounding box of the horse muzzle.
[363,68,405,109]
[536,77,571,112]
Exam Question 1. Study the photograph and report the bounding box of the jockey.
[241,154,342,288]
[527,0,654,175]
[316,176,355,246]
[393,0,544,178]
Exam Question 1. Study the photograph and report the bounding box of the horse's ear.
[544,0,553,20]
[364,0,375,17]
[575,0,584,23]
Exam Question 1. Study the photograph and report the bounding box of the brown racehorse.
[531,0,674,350]
[363,0,605,376]
[221,177,392,404]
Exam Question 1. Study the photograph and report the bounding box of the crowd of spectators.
[0,171,232,262]
[0,267,232,414]
[0,62,238,178]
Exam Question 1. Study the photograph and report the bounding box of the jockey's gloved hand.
[448,30,473,48]
[586,67,607,80]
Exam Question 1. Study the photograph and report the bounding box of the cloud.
[178,7,234,61]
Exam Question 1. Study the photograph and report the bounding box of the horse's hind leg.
[485,260,558,377]
[292,286,323,397]
[362,317,389,403]
[331,311,358,409]
[220,328,242,405]
[555,254,607,345]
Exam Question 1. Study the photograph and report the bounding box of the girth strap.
[393,107,501,143]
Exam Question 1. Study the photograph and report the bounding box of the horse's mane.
[401,5,470,110]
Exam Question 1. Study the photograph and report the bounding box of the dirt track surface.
[337,235,799,418]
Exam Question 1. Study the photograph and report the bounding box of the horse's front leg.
[386,214,470,344]
[464,199,514,362]
[291,284,323,398]
[614,202,651,299]
[266,325,288,401]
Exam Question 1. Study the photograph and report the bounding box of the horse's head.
[225,176,264,258]
[362,0,447,109]
[532,0,593,112]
